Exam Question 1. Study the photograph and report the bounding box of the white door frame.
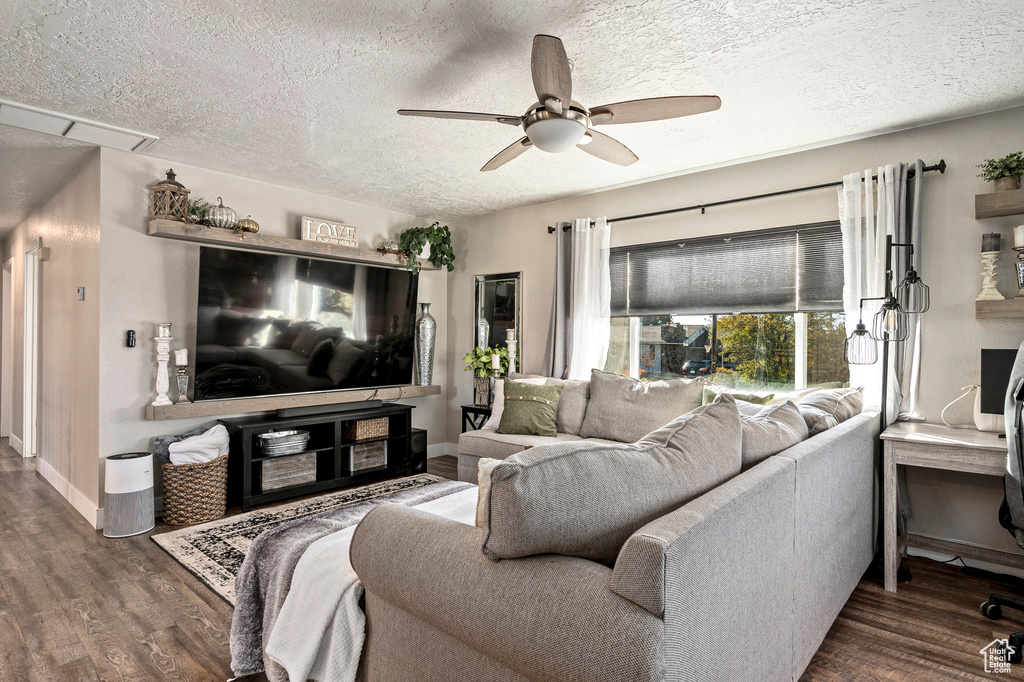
[23,240,39,458]
[1,259,12,438]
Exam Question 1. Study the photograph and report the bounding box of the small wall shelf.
[145,384,441,420]
[147,219,437,270]
[975,299,1024,319]
[975,189,1024,219]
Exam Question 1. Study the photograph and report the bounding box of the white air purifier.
[103,452,155,538]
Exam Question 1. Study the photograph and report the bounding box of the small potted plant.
[464,346,509,406]
[978,151,1024,192]
[398,221,456,274]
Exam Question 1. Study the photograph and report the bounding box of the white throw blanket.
[264,487,479,682]
[168,424,230,465]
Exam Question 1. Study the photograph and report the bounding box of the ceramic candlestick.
[976,252,1005,302]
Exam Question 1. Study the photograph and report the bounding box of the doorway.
[1,259,11,439]
[23,242,39,458]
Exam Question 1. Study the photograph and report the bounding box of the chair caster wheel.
[981,601,1003,620]
[1010,633,1024,664]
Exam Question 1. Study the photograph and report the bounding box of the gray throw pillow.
[544,378,590,436]
[740,401,809,468]
[479,393,742,564]
[798,388,864,435]
[579,369,703,443]
[291,322,324,358]
[326,339,365,385]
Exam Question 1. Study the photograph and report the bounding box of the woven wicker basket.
[161,454,229,526]
[343,417,389,441]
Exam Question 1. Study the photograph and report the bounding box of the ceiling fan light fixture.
[525,117,586,152]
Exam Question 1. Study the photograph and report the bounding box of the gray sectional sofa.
[351,375,879,681]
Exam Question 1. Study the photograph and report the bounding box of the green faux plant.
[398,221,455,274]
[977,152,1024,181]
[187,197,211,224]
[463,346,509,378]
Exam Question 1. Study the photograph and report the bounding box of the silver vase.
[416,302,436,386]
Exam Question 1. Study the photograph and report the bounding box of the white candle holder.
[152,334,173,406]
[976,251,1005,302]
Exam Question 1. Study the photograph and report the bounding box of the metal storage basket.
[256,429,309,456]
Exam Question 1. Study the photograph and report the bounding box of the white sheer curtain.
[567,217,611,381]
[839,166,897,423]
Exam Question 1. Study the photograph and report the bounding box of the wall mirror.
[474,272,522,372]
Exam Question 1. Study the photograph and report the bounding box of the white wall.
[2,150,102,524]
[448,105,1024,559]
[96,148,450,512]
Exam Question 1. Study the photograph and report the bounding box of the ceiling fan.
[398,34,721,171]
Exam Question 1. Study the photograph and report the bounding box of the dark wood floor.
[1,445,1022,681]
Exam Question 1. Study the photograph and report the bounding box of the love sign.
[301,216,358,248]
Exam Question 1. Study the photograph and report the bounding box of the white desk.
[880,422,1024,592]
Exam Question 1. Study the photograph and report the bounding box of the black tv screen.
[194,247,419,401]
[981,348,1018,415]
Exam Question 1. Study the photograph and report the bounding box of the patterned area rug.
[152,473,446,604]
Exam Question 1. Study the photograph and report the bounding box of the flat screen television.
[194,246,419,401]
[981,348,1018,414]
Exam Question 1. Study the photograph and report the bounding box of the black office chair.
[980,341,1024,664]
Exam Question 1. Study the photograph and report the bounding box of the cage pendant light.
[844,322,878,365]
[895,268,930,313]
[871,297,910,342]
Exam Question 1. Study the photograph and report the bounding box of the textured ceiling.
[1,0,1023,222]
[0,125,95,234]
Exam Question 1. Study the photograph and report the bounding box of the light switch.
[77,287,85,301]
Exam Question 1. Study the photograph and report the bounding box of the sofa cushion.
[459,430,590,461]
[327,339,366,385]
[740,401,809,468]
[544,378,591,436]
[291,322,324,359]
[702,386,774,406]
[798,388,864,435]
[482,378,547,430]
[479,393,742,564]
[496,381,565,437]
[579,369,703,443]
[306,339,335,377]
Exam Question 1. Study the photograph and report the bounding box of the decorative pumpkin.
[207,197,238,230]
[237,215,260,234]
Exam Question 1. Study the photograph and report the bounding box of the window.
[605,222,848,390]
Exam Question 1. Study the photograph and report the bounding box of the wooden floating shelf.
[148,219,438,270]
[145,384,441,420]
[975,298,1024,319]
[975,188,1024,219]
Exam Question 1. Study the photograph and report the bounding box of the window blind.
[609,221,843,317]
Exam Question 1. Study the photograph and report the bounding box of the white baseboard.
[9,433,22,455]
[35,457,101,529]
[427,442,457,458]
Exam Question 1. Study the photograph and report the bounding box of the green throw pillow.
[702,387,774,406]
[496,380,565,437]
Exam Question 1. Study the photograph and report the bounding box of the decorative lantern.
[237,215,260,234]
[207,197,238,230]
[149,169,190,222]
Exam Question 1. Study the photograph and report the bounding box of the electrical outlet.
[77,287,85,301]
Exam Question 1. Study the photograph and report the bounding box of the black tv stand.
[220,403,425,511]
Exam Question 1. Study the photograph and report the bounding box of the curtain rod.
[547,159,946,233]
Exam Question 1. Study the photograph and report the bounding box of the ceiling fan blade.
[481,137,533,172]
[398,109,522,126]
[578,130,638,166]
[589,96,721,125]
[531,35,572,109]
